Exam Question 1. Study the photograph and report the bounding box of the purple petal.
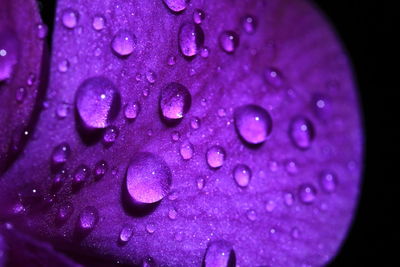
[0,0,363,266]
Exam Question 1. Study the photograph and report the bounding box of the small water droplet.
[111,30,136,57]
[36,23,48,39]
[265,200,276,212]
[51,142,70,165]
[312,94,330,118]
[319,171,337,193]
[57,202,73,223]
[168,208,178,220]
[234,104,272,145]
[56,102,70,119]
[190,117,201,129]
[146,70,157,84]
[94,160,108,179]
[167,55,177,66]
[233,164,252,187]
[126,153,172,205]
[75,76,120,129]
[200,47,210,58]
[92,15,106,31]
[119,226,133,243]
[246,209,257,221]
[58,59,70,73]
[180,141,194,160]
[178,23,204,57]
[291,227,300,239]
[26,73,36,86]
[124,102,140,120]
[289,117,315,150]
[78,206,99,232]
[204,240,236,267]
[171,131,181,142]
[52,169,67,191]
[196,176,205,190]
[219,31,239,53]
[162,0,188,12]
[206,146,226,169]
[285,160,298,175]
[142,87,150,97]
[264,67,284,87]
[146,223,156,234]
[73,165,90,185]
[242,15,257,34]
[103,126,119,144]
[284,192,294,206]
[0,30,18,82]
[160,82,191,120]
[61,9,79,29]
[217,108,226,117]
[298,184,317,204]
[193,9,205,24]
[15,87,26,103]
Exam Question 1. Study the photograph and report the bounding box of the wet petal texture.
[0,0,46,174]
[0,0,363,266]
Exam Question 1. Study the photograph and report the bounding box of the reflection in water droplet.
[111,30,136,57]
[126,153,172,205]
[78,206,99,232]
[180,141,194,160]
[289,117,315,150]
[75,76,120,129]
[61,9,79,29]
[163,0,188,12]
[92,15,106,31]
[319,171,337,193]
[233,164,251,187]
[160,82,191,120]
[124,102,140,120]
[234,105,272,145]
[298,184,317,204]
[103,126,118,144]
[193,9,205,24]
[119,226,133,243]
[51,142,70,165]
[178,23,204,57]
[206,146,226,168]
[242,15,257,34]
[204,240,236,267]
[219,31,239,53]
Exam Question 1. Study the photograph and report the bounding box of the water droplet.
[190,117,201,129]
[200,47,210,58]
[289,117,315,150]
[78,206,99,232]
[233,164,251,187]
[163,0,188,12]
[284,192,294,206]
[75,76,120,129]
[204,240,236,267]
[234,104,272,145]
[168,208,178,220]
[246,209,257,221]
[61,9,79,29]
[167,55,176,66]
[178,23,204,57]
[119,226,133,243]
[126,153,172,205]
[312,94,330,118]
[36,23,48,39]
[73,165,90,185]
[57,202,73,223]
[146,70,157,84]
[298,184,317,204]
[111,30,136,57]
[264,67,284,87]
[180,141,194,160]
[219,31,239,53]
[0,30,18,82]
[15,87,26,103]
[160,82,191,120]
[291,227,300,239]
[58,59,70,73]
[26,73,36,86]
[319,171,337,193]
[196,176,205,190]
[142,87,150,97]
[94,160,108,179]
[51,142,70,165]
[124,102,140,120]
[146,223,155,234]
[92,15,106,31]
[217,108,226,117]
[242,15,257,34]
[265,200,276,212]
[52,170,67,191]
[103,126,118,144]
[56,102,70,119]
[193,9,205,24]
[285,160,298,175]
[168,191,178,201]
[206,146,226,169]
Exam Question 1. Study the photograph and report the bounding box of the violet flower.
[0,0,363,266]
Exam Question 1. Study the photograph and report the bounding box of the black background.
[37,0,396,266]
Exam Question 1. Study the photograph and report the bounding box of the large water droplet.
[289,117,315,150]
[193,9,205,24]
[180,141,194,160]
[163,0,188,12]
[242,15,257,34]
[78,206,99,232]
[124,102,140,120]
[160,82,191,120]
[111,30,136,57]
[233,164,251,187]
[119,226,133,244]
[298,184,317,204]
[206,146,226,169]
[219,31,239,53]
[125,152,172,205]
[178,23,204,57]
[75,76,120,129]
[234,105,272,145]
[0,30,18,82]
[61,9,79,29]
[92,15,106,31]
[51,142,70,165]
[204,240,236,267]
[319,171,338,193]
[56,202,73,223]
